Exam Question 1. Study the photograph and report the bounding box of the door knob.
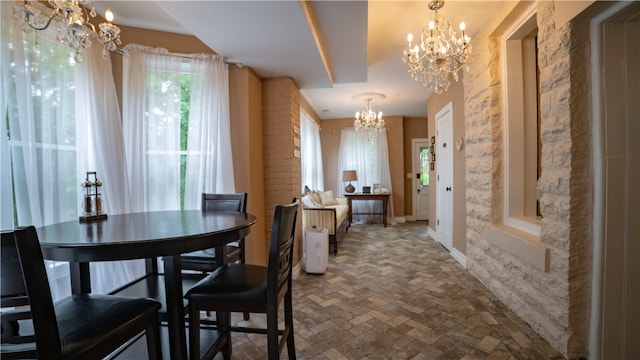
[446,186,451,192]
[417,189,420,194]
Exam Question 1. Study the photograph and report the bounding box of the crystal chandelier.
[403,0,472,94]
[354,96,385,132]
[14,0,122,62]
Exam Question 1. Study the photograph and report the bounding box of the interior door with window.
[412,139,430,221]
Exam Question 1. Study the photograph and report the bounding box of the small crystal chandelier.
[14,0,122,62]
[354,96,385,132]
[403,0,472,94]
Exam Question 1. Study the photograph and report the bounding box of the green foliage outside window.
[420,147,430,187]
[180,74,190,209]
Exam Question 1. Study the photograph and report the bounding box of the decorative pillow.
[302,195,322,208]
[308,190,322,205]
[318,190,338,206]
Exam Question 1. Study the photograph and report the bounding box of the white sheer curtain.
[123,44,234,211]
[2,11,77,228]
[2,6,76,300]
[1,3,140,298]
[123,45,184,212]
[121,45,148,212]
[76,41,145,294]
[183,54,235,209]
[300,109,324,192]
[336,129,395,224]
[1,3,14,230]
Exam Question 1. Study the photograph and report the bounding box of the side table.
[345,193,390,227]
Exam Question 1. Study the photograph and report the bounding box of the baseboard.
[450,247,467,268]
[427,227,437,241]
[405,215,416,222]
[395,217,406,223]
[292,260,303,280]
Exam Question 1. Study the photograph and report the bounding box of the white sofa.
[301,191,349,255]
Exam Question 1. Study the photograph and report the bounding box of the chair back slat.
[267,199,299,303]
[201,193,247,213]
[1,231,28,305]
[13,226,63,359]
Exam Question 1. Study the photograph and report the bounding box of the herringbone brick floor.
[213,222,564,359]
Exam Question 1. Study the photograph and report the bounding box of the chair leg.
[266,306,280,359]
[284,295,296,359]
[243,311,250,321]
[189,304,201,360]
[146,312,162,360]
[221,312,232,360]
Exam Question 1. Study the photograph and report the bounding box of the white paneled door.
[436,103,453,252]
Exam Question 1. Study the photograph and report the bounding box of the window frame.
[501,6,542,236]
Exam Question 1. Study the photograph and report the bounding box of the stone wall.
[464,2,591,358]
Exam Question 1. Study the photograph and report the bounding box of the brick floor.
[210,222,563,359]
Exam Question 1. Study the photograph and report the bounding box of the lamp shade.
[342,170,357,182]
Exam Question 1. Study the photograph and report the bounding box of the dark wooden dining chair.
[1,230,36,359]
[2,226,163,360]
[180,193,248,273]
[185,198,299,360]
[180,192,250,321]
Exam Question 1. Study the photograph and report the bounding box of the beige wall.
[427,75,467,254]
[317,118,347,194]
[229,67,267,265]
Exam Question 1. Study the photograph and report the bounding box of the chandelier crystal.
[14,0,122,62]
[354,97,385,132]
[403,0,472,94]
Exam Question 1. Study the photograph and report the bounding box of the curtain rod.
[331,127,389,134]
[113,48,244,67]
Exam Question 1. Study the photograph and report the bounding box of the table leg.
[382,198,388,227]
[163,255,188,359]
[214,244,227,268]
[69,262,91,294]
[347,198,353,226]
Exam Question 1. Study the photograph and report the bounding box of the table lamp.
[342,170,357,194]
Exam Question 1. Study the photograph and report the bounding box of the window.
[502,9,542,235]
[336,129,395,223]
[122,46,235,212]
[300,108,324,192]
[419,145,430,186]
[2,8,88,299]
[144,63,190,211]
[2,10,78,228]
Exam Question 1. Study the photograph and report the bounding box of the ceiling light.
[403,0,472,94]
[353,93,385,132]
[14,0,122,62]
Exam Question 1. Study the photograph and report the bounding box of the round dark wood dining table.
[36,210,257,360]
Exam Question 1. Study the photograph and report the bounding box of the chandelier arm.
[23,8,56,31]
[82,4,97,33]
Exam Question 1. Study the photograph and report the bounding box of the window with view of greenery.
[4,26,79,226]
[420,146,430,186]
[180,74,190,208]
[123,47,233,213]
[143,69,193,210]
